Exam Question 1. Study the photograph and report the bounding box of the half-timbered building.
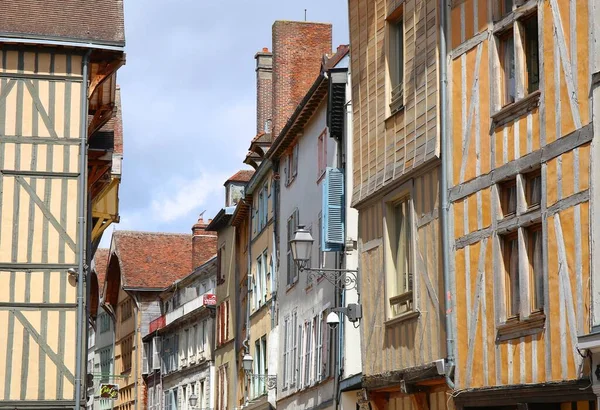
[0,1,125,408]
[347,0,450,409]
[447,0,597,408]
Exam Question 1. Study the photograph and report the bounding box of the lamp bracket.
[300,267,359,291]
[246,374,277,390]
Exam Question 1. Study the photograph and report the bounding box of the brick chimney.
[271,21,332,137]
[255,47,273,134]
[192,215,217,270]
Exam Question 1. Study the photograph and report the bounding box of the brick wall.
[255,48,273,134]
[271,21,332,137]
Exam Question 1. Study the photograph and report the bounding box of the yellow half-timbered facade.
[447,0,597,407]
[0,22,125,410]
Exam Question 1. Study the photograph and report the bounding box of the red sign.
[149,315,166,333]
[203,293,216,306]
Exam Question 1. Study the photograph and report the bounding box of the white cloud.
[149,170,229,223]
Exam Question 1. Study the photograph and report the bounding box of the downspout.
[132,294,139,409]
[439,0,455,389]
[244,202,253,404]
[75,49,91,410]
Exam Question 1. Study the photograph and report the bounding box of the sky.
[103,0,350,245]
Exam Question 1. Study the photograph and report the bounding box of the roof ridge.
[114,230,191,236]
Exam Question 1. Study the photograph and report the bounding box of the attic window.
[264,119,272,134]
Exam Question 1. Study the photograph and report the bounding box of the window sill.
[384,104,405,124]
[491,90,541,128]
[384,310,420,327]
[286,279,298,293]
[496,311,545,342]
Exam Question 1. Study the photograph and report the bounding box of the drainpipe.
[439,0,455,389]
[244,203,253,404]
[74,49,91,410]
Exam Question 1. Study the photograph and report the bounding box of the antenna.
[304,9,307,21]
[199,210,206,219]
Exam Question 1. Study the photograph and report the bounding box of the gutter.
[439,0,455,389]
[74,49,91,409]
[0,33,125,51]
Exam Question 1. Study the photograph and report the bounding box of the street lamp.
[290,226,359,292]
[188,393,198,409]
[241,353,277,390]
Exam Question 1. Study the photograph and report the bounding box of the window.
[286,144,299,185]
[120,299,132,322]
[499,31,516,105]
[317,129,327,180]
[494,4,539,108]
[121,335,133,373]
[181,329,188,367]
[99,312,110,333]
[198,320,206,354]
[525,170,541,209]
[388,14,404,114]
[303,320,313,386]
[252,336,267,398]
[292,311,299,386]
[283,316,290,388]
[217,246,225,285]
[217,365,229,410]
[296,320,303,388]
[99,347,112,383]
[217,301,230,345]
[257,183,269,231]
[527,225,543,311]
[287,209,299,285]
[523,16,539,94]
[500,179,517,217]
[387,197,413,318]
[161,334,178,374]
[496,0,514,19]
[314,314,322,381]
[495,171,545,336]
[502,232,520,317]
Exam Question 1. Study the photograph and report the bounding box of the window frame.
[386,6,405,115]
[383,181,417,324]
[495,169,546,339]
[317,129,328,181]
[492,3,539,113]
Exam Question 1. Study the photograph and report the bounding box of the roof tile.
[112,231,212,289]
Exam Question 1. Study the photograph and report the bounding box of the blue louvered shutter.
[322,167,344,252]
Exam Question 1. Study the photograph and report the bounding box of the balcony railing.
[165,290,215,326]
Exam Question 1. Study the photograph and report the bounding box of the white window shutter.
[153,337,162,370]
[142,342,149,375]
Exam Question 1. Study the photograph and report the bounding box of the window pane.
[394,200,411,295]
[524,16,540,93]
[527,173,541,208]
[506,237,520,317]
[528,228,544,310]
[503,34,516,104]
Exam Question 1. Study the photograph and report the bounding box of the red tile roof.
[226,170,254,184]
[93,248,110,293]
[112,231,202,289]
[0,0,125,45]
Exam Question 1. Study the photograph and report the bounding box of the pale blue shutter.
[322,168,345,251]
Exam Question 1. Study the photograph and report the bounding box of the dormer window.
[264,119,272,133]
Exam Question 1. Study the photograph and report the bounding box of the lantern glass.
[188,394,198,407]
[242,354,253,372]
[290,226,314,265]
